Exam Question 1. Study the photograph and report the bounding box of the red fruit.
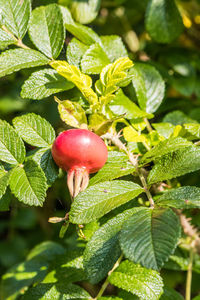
[52,129,108,197]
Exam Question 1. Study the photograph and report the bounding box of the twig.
[102,132,155,208]
[93,254,123,299]
[185,246,194,300]
[144,118,153,132]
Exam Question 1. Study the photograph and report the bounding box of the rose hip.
[52,129,108,197]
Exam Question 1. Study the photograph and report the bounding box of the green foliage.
[83,208,137,283]
[145,0,183,43]
[0,49,49,78]
[0,120,26,165]
[28,4,65,59]
[131,63,165,113]
[1,0,200,299]
[9,160,47,206]
[156,186,200,209]
[108,260,164,300]
[69,180,143,224]
[120,207,181,270]
[21,69,74,100]
[13,113,55,147]
[0,0,31,39]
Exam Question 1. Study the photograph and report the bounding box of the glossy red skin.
[52,129,108,173]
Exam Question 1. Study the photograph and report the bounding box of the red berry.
[52,129,108,197]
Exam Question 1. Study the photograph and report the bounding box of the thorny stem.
[92,254,123,299]
[186,246,194,300]
[102,132,155,208]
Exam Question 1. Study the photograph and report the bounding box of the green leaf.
[145,0,183,44]
[50,60,98,104]
[0,190,11,211]
[108,260,163,300]
[9,160,47,206]
[184,123,200,138]
[21,282,90,300]
[120,207,181,270]
[0,0,31,39]
[13,113,55,147]
[28,4,65,59]
[83,208,137,284]
[109,89,153,120]
[67,38,89,68]
[89,151,136,185]
[71,0,101,24]
[152,123,175,139]
[55,97,87,128]
[156,186,200,209]
[0,28,15,50]
[27,241,65,261]
[96,57,133,97]
[32,148,59,186]
[101,35,128,63]
[81,43,110,74]
[88,113,113,136]
[163,110,197,126]
[0,259,49,300]
[0,49,49,78]
[21,69,74,100]
[140,137,192,165]
[69,180,143,224]
[131,63,165,113]
[0,120,25,165]
[0,169,9,199]
[65,22,101,45]
[160,287,184,300]
[148,146,200,184]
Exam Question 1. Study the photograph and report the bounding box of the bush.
[0,0,200,299]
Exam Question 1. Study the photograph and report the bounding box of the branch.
[102,132,155,208]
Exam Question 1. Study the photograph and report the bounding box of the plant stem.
[102,132,154,208]
[186,247,194,300]
[144,118,153,132]
[93,254,123,299]
[16,39,30,49]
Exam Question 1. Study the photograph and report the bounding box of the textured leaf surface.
[67,38,88,68]
[145,0,183,43]
[101,35,128,62]
[13,113,55,147]
[156,186,200,209]
[96,57,133,97]
[27,241,65,261]
[81,43,110,74]
[148,146,200,184]
[69,180,143,224]
[65,22,101,45]
[89,151,135,185]
[56,98,87,128]
[0,0,31,38]
[109,89,153,120]
[0,49,49,78]
[21,282,90,300]
[131,63,165,113]
[160,287,184,300]
[120,207,181,270]
[9,160,47,206]
[0,259,48,300]
[0,169,9,199]
[71,0,101,24]
[108,260,163,300]
[50,60,98,104]
[32,148,59,186]
[0,120,25,164]
[28,4,65,59]
[140,137,192,165]
[0,28,15,50]
[84,208,136,284]
[184,123,200,138]
[21,69,74,100]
